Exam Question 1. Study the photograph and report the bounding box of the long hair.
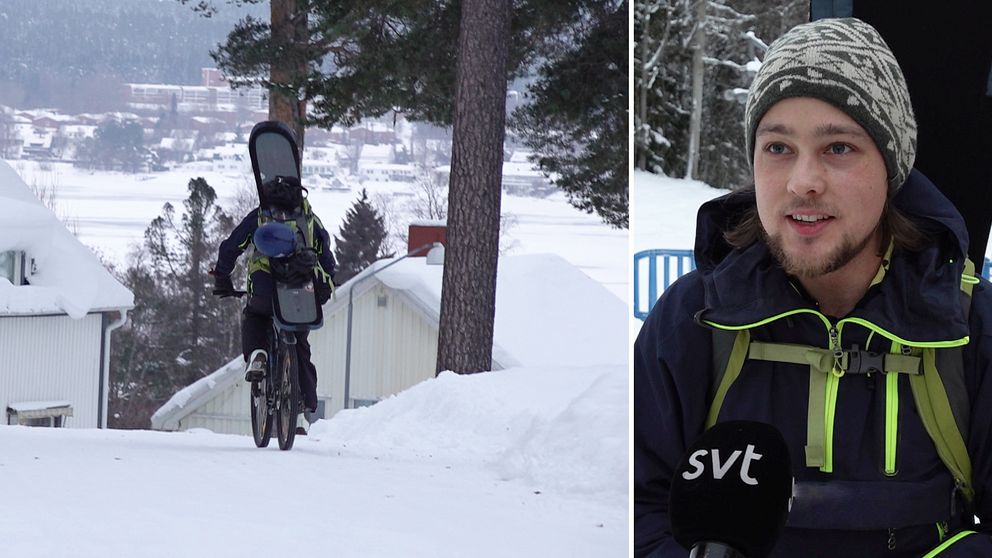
[723,189,928,255]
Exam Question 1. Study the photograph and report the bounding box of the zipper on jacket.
[822,325,843,473]
[823,370,841,473]
[885,360,899,476]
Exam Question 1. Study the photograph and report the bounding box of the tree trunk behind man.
[436,0,511,375]
[270,0,308,151]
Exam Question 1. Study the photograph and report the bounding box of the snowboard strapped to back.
[248,121,322,331]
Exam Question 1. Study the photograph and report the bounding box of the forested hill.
[0,0,264,110]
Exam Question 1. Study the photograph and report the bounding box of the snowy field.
[0,365,627,557]
[7,160,628,302]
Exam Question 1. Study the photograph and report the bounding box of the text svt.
[682,444,763,485]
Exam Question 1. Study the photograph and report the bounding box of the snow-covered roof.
[7,400,72,412]
[331,253,626,368]
[409,219,446,227]
[191,116,225,125]
[357,144,394,163]
[0,160,134,318]
[159,137,195,151]
[150,358,242,431]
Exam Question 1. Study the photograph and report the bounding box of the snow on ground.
[0,364,627,557]
[632,170,725,254]
[6,160,627,301]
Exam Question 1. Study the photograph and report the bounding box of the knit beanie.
[744,18,917,190]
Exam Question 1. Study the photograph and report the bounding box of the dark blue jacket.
[634,170,992,557]
[214,207,336,298]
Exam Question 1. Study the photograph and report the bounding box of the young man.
[634,18,992,557]
[211,175,336,416]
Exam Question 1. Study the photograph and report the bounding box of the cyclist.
[210,175,336,418]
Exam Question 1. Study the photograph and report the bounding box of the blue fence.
[634,249,992,321]
[633,249,696,320]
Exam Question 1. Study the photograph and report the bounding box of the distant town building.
[123,68,268,121]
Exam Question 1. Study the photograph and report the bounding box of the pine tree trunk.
[685,0,706,180]
[436,0,510,375]
[270,0,308,152]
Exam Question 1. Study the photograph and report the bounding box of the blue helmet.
[253,222,297,258]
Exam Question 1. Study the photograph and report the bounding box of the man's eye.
[765,143,789,154]
[828,143,853,155]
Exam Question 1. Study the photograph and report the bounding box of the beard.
[765,225,879,278]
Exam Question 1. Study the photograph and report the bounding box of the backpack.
[249,176,328,290]
[706,258,978,511]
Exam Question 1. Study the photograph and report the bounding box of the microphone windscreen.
[669,420,793,558]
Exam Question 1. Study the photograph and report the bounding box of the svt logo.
[681,444,762,486]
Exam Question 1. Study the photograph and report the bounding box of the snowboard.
[248,120,301,206]
[247,120,322,331]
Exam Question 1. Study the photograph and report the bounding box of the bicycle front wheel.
[276,340,300,451]
[250,370,273,448]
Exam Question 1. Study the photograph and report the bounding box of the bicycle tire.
[250,370,273,448]
[276,338,300,451]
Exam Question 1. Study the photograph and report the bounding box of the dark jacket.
[634,170,992,557]
[214,206,336,300]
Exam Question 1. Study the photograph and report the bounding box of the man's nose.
[786,153,827,197]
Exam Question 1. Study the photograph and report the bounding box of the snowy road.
[0,366,628,557]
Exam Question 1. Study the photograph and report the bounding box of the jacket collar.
[694,170,971,343]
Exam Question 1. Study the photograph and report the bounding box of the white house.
[152,252,626,434]
[0,160,134,428]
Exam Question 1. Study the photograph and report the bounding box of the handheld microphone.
[669,421,793,558]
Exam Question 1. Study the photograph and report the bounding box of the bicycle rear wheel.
[276,338,300,451]
[250,370,273,448]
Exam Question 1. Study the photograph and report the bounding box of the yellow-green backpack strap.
[706,329,750,428]
[909,348,973,503]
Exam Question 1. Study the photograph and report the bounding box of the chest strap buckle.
[845,345,885,375]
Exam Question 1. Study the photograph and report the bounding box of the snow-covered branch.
[703,56,747,72]
[708,1,756,21]
[743,31,769,53]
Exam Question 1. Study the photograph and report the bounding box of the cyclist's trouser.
[243,293,318,410]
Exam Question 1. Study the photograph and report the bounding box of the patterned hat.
[744,18,917,190]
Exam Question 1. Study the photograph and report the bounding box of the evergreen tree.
[513,0,627,228]
[109,177,242,428]
[333,188,391,284]
[211,0,571,128]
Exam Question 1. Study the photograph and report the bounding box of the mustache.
[781,200,836,215]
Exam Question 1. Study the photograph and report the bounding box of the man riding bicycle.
[210,175,336,417]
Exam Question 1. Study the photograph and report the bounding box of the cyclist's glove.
[209,269,236,297]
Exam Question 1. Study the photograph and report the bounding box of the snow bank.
[495,369,627,501]
[309,364,627,501]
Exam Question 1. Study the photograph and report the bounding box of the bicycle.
[218,290,304,450]
[214,241,323,451]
